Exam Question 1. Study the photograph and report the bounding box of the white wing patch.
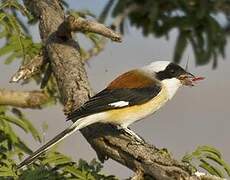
[109,101,129,107]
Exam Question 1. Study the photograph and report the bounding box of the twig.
[57,15,122,42]
[10,53,44,83]
[0,89,48,108]
[40,63,52,88]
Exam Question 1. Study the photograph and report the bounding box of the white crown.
[143,61,171,73]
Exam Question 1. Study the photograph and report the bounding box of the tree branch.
[0,89,48,108]
[57,15,122,42]
[131,169,144,180]
[22,0,226,179]
[10,53,45,83]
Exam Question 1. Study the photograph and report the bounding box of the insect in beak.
[179,72,204,86]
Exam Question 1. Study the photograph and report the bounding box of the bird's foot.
[114,126,146,147]
[122,127,145,143]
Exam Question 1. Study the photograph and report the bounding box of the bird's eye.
[170,69,175,74]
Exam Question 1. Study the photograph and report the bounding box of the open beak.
[179,72,195,86]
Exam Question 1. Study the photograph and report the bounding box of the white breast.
[161,78,182,99]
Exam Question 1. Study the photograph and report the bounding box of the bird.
[17,61,203,169]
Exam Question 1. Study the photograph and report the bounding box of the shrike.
[18,61,203,169]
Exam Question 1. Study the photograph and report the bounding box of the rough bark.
[22,0,224,179]
[57,15,122,42]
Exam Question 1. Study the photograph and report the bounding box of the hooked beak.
[179,72,195,86]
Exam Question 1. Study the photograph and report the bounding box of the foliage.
[183,145,230,178]
[0,106,39,178]
[0,106,117,179]
[0,0,35,62]
[18,155,117,180]
[108,0,230,68]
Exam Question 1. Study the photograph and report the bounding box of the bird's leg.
[122,127,145,143]
[114,125,145,143]
[114,125,146,147]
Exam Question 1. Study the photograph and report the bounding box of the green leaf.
[0,1,9,9]
[0,106,8,114]
[0,12,6,22]
[0,159,17,178]
[196,145,222,159]
[6,14,25,57]
[19,166,65,180]
[182,145,230,178]
[199,159,224,178]
[0,44,17,56]
[42,152,72,166]
[10,1,32,19]
[196,1,208,19]
[0,115,29,133]
[63,165,90,179]
[23,118,41,142]
[0,118,18,145]
[205,154,230,177]
[0,165,16,177]
[15,139,33,155]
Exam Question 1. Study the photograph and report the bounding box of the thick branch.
[23,1,225,179]
[57,15,122,42]
[10,53,44,83]
[0,89,48,108]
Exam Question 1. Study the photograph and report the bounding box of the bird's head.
[143,61,204,99]
[145,61,203,86]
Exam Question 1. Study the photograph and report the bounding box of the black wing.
[67,84,162,122]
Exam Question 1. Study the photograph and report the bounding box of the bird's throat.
[161,78,182,99]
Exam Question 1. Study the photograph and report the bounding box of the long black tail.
[17,126,77,169]
[17,113,102,169]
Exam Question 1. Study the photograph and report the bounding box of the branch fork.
[57,15,122,42]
